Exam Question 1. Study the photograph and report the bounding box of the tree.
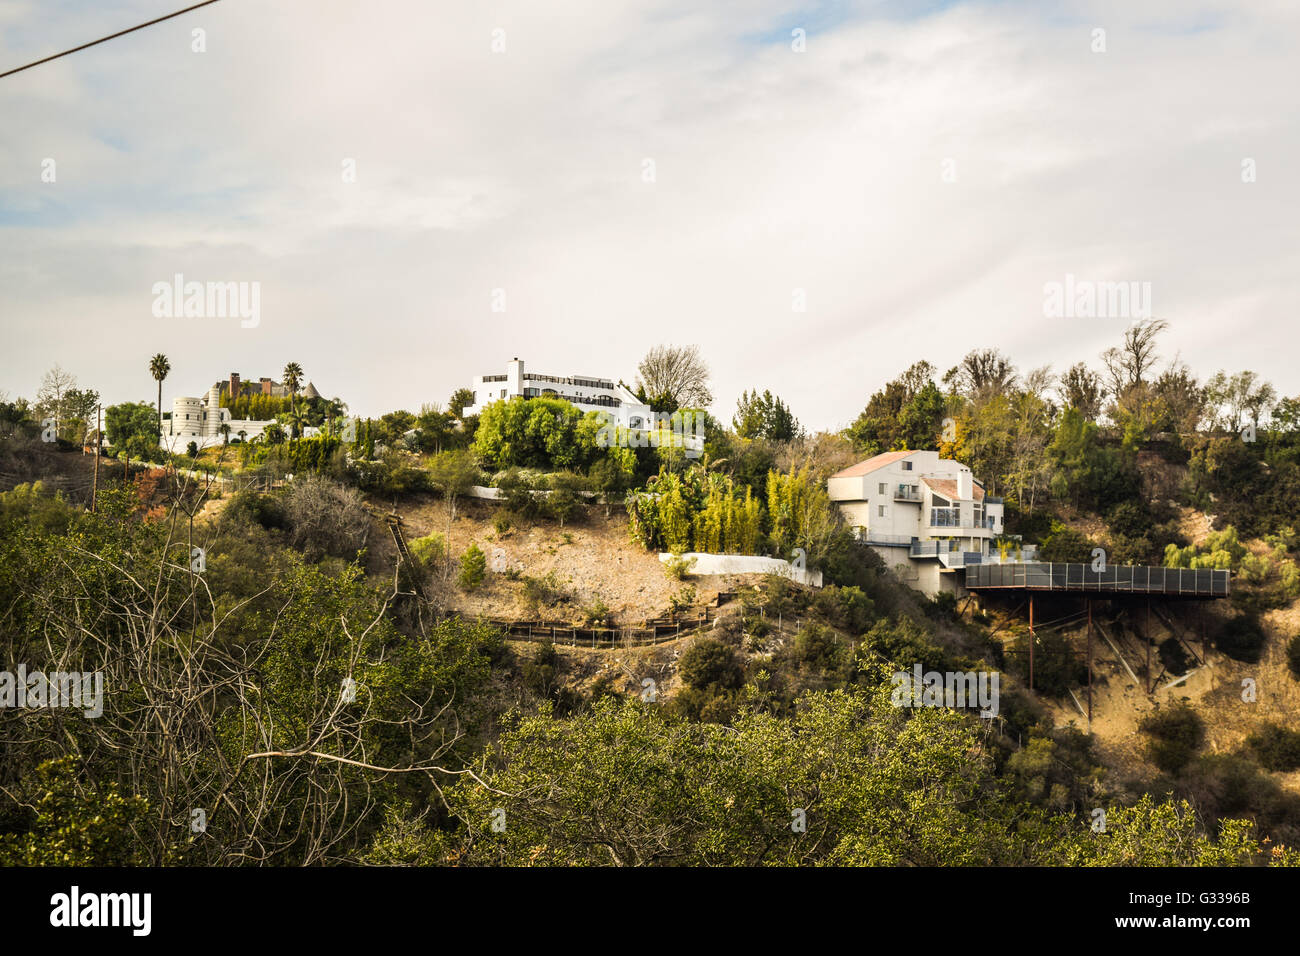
[733,389,800,442]
[1204,370,1276,434]
[429,449,480,575]
[458,543,487,590]
[448,388,475,419]
[35,364,77,440]
[845,362,944,456]
[282,362,303,439]
[1100,318,1169,401]
[149,353,170,442]
[634,344,712,412]
[473,397,600,470]
[1059,363,1103,422]
[104,402,159,456]
[946,349,1018,403]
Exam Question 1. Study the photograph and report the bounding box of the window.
[878,505,887,517]
[878,482,887,494]
[901,460,912,471]
[500,389,506,399]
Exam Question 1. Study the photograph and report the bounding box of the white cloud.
[0,0,1297,428]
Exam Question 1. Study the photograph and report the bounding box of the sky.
[1,0,1297,431]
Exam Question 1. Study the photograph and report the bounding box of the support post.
[1028,594,1035,692]
[91,404,100,513]
[1086,598,1093,731]
[1145,598,1151,695]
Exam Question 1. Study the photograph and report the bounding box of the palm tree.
[149,353,170,443]
[219,422,231,446]
[282,362,303,439]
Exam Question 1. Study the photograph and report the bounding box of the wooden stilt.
[1087,598,1093,731]
[1145,598,1151,694]
[1028,594,1035,692]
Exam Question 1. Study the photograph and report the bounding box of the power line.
[0,0,224,80]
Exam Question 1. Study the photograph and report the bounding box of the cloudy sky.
[1,0,1297,430]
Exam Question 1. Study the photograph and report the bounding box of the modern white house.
[828,450,1032,595]
[463,358,654,430]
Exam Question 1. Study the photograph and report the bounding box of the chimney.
[957,469,973,499]
[260,377,273,396]
[229,372,241,397]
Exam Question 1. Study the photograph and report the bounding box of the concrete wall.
[659,552,823,587]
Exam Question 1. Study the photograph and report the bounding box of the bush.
[668,585,696,615]
[546,471,588,527]
[1216,614,1266,663]
[496,468,544,522]
[583,598,611,627]
[1246,723,1300,772]
[791,622,845,675]
[809,585,874,632]
[1158,637,1192,676]
[409,532,446,569]
[1107,501,1154,539]
[1038,522,1096,563]
[663,552,696,580]
[1288,636,1300,680]
[458,543,487,591]
[522,571,566,614]
[285,475,369,560]
[678,638,743,692]
[1140,703,1204,773]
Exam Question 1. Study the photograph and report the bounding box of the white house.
[161,384,276,451]
[463,358,654,430]
[828,450,1030,595]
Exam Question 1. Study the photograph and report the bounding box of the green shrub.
[669,585,697,615]
[678,638,743,692]
[409,532,446,568]
[1216,614,1266,663]
[663,552,696,580]
[1140,703,1204,773]
[1246,723,1300,772]
[791,622,845,675]
[458,543,487,591]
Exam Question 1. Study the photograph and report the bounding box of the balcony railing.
[910,540,960,557]
[894,485,922,501]
[965,563,1229,597]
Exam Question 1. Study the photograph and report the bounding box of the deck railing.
[964,562,1229,597]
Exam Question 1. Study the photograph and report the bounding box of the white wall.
[659,552,823,587]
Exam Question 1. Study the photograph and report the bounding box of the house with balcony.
[463,358,655,429]
[828,450,1032,595]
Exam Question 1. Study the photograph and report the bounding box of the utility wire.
[0,0,223,80]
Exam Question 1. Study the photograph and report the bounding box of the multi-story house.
[828,450,1030,595]
[464,358,654,429]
